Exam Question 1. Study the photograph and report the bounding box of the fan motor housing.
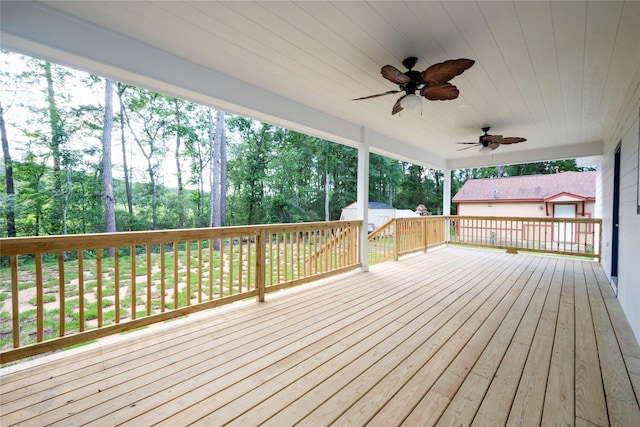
[402,56,418,70]
[402,71,423,94]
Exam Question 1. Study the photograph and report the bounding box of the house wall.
[458,201,595,218]
[597,83,640,341]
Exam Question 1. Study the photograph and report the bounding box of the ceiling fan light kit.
[399,93,421,112]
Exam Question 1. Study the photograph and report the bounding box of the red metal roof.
[452,171,596,202]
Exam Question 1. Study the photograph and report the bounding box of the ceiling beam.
[447,141,603,169]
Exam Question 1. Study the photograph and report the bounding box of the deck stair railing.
[304,226,356,276]
[0,221,361,364]
[368,216,447,265]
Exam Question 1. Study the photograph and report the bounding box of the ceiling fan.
[353,56,475,115]
[456,127,526,152]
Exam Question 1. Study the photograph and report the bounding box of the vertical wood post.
[10,255,19,348]
[255,230,266,302]
[35,254,44,342]
[422,219,428,252]
[393,219,399,261]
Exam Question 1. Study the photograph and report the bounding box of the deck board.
[1,246,639,426]
[574,260,609,426]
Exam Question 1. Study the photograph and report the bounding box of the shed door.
[554,204,575,243]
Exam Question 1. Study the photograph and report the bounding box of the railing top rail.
[395,215,447,221]
[368,216,446,240]
[450,215,601,224]
[368,218,395,240]
[0,220,363,256]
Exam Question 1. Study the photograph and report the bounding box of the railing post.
[354,224,360,265]
[445,216,451,245]
[255,230,266,302]
[422,218,428,252]
[393,219,399,261]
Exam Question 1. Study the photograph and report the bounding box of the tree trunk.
[0,103,16,237]
[218,110,227,226]
[173,99,185,228]
[63,166,72,234]
[117,83,134,229]
[147,159,158,229]
[208,109,226,231]
[213,110,225,228]
[174,100,183,192]
[44,62,64,234]
[102,79,116,256]
[196,138,205,221]
[208,109,221,250]
[121,89,166,230]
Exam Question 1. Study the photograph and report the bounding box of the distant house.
[340,202,419,233]
[452,171,596,220]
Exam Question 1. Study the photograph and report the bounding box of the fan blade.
[353,90,401,101]
[381,65,412,84]
[457,144,480,151]
[420,83,459,100]
[421,58,475,84]
[484,135,503,144]
[456,142,480,145]
[499,137,527,145]
[392,95,406,115]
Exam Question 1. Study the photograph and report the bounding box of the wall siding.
[458,201,595,218]
[599,81,640,341]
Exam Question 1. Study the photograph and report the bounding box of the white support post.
[443,169,452,243]
[357,136,370,271]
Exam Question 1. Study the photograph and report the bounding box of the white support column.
[443,169,452,243]
[357,135,370,271]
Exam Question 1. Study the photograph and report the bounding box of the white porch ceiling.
[2,1,640,170]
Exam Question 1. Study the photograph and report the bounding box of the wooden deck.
[1,246,639,426]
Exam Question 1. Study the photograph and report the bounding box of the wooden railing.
[368,216,447,265]
[0,215,603,364]
[449,216,602,260]
[0,221,361,364]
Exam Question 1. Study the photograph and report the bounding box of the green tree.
[227,118,274,225]
[0,101,16,237]
[116,83,134,229]
[369,154,403,206]
[395,164,428,212]
[122,88,171,229]
[42,61,69,234]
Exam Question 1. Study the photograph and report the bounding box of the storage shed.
[340,202,419,233]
